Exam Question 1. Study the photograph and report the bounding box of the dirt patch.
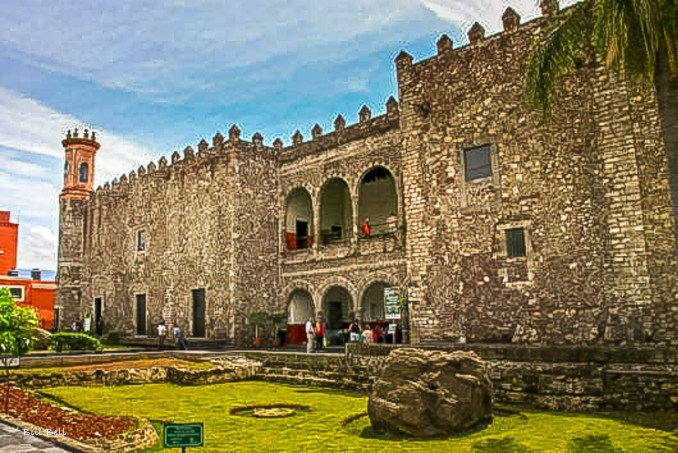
[5,386,135,441]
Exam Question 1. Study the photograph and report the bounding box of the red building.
[0,211,56,329]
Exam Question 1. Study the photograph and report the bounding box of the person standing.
[83,312,92,333]
[348,319,362,342]
[314,318,325,351]
[157,320,167,350]
[305,317,315,353]
[95,316,104,336]
[173,322,188,350]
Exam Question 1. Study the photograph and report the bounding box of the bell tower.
[61,128,100,200]
[56,128,100,329]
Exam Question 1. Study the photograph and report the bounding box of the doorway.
[94,298,102,335]
[135,294,146,335]
[192,289,206,337]
[328,301,343,329]
[296,220,308,249]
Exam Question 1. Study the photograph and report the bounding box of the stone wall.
[76,130,280,345]
[246,345,678,412]
[396,9,678,345]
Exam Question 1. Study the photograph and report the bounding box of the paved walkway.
[0,422,70,453]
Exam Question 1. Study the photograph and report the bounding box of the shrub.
[100,331,121,345]
[48,332,103,352]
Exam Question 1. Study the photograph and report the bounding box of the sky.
[0,0,581,272]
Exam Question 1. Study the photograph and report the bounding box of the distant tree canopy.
[0,288,39,356]
[526,0,678,115]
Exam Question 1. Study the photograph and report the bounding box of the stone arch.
[357,166,398,235]
[317,276,359,307]
[281,279,318,309]
[321,286,353,330]
[358,273,400,322]
[318,177,353,245]
[287,289,314,324]
[284,187,314,250]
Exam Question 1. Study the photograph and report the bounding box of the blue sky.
[0,0,580,271]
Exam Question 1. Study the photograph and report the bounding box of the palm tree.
[526,0,677,114]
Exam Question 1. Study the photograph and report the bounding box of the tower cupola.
[61,128,100,200]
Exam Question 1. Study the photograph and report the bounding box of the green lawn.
[41,382,678,452]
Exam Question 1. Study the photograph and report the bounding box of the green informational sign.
[163,423,204,448]
[384,287,401,320]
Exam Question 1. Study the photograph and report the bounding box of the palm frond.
[526,2,592,115]
[593,0,663,82]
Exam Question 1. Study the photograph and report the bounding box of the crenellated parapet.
[93,122,283,202]
[277,98,400,162]
[394,3,570,80]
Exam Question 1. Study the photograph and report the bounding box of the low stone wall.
[238,345,678,412]
[14,357,261,388]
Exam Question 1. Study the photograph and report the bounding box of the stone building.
[57,3,678,346]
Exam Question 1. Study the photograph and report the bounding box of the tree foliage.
[0,288,39,356]
[526,0,678,114]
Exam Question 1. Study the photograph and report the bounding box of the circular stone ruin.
[230,404,310,419]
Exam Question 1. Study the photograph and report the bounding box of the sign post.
[384,288,401,344]
[384,287,401,320]
[163,423,204,452]
[0,356,20,414]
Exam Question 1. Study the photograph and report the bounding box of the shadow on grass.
[356,417,495,442]
[292,387,364,398]
[568,434,623,452]
[472,437,534,452]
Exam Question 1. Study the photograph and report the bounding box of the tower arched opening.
[319,178,352,245]
[285,188,314,250]
[358,167,397,235]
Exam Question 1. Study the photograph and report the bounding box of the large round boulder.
[367,348,493,437]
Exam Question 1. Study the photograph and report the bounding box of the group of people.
[70,312,104,336]
[348,319,387,344]
[156,320,188,350]
[305,316,392,353]
[305,316,328,353]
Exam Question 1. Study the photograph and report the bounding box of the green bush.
[48,332,103,352]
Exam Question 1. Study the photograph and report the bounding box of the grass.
[39,382,678,452]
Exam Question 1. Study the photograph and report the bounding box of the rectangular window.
[506,228,526,258]
[10,287,23,300]
[464,145,492,181]
[137,230,146,251]
[1,286,24,301]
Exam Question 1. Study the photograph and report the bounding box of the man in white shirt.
[157,320,167,350]
[305,317,315,353]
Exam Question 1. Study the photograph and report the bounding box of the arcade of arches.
[285,281,392,344]
[284,167,398,251]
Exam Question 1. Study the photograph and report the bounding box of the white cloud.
[0,0,422,101]
[22,226,57,271]
[0,86,158,185]
[418,0,584,36]
[0,87,159,270]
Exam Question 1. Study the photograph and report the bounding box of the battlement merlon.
[396,3,576,78]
